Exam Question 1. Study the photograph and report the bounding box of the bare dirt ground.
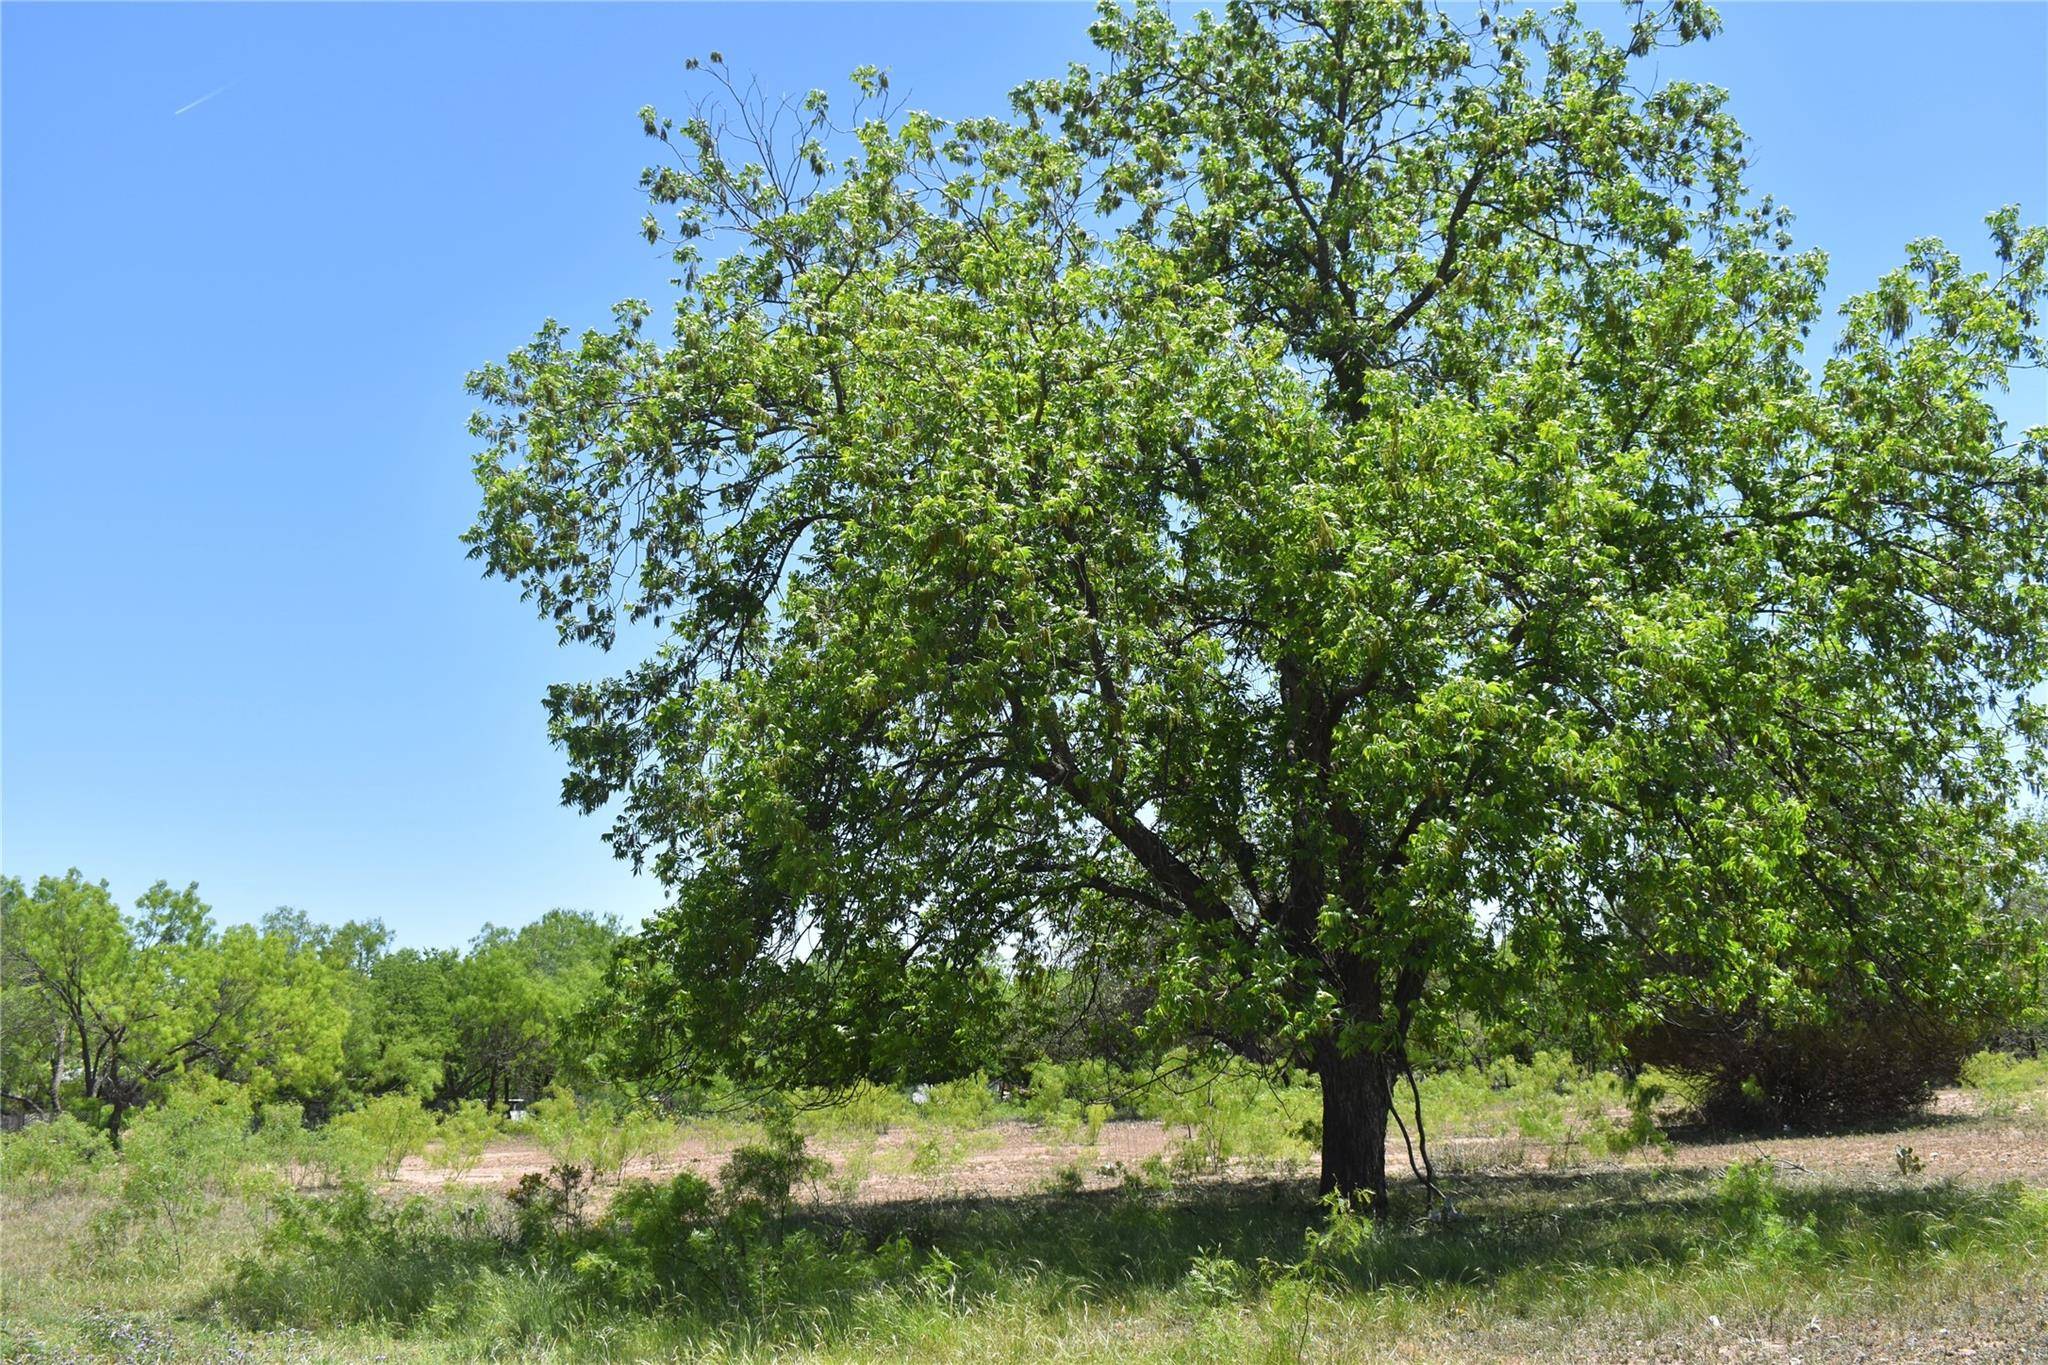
[388,1116,1186,1201]
[387,1088,2048,1203]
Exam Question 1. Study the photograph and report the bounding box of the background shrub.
[0,1114,111,1189]
[331,1093,434,1178]
[427,1099,501,1180]
[527,1087,675,1185]
[100,1084,270,1262]
[1632,1003,1984,1128]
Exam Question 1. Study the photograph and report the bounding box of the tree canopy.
[0,873,348,1142]
[465,0,2048,1205]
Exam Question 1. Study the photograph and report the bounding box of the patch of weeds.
[427,1098,502,1182]
[1041,1162,1086,1196]
[93,1086,275,1270]
[826,1140,875,1200]
[1178,1252,1255,1307]
[1082,1103,1113,1146]
[893,1128,994,1179]
[527,1087,676,1185]
[329,1093,434,1179]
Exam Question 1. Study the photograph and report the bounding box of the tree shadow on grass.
[805,1163,2032,1304]
[210,1163,2042,1357]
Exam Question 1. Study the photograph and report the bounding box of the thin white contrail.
[173,85,230,117]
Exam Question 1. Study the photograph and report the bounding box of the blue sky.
[5,3,2044,949]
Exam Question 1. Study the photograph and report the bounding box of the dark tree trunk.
[1316,1044,1392,1216]
[49,1020,66,1115]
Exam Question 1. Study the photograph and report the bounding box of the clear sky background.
[5,3,2045,949]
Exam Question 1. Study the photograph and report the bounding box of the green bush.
[509,1163,596,1243]
[241,1091,423,1194]
[1023,1060,1080,1129]
[1139,1057,1318,1175]
[1631,1000,1986,1128]
[921,1073,998,1128]
[1007,1050,1661,1175]
[297,1121,382,1189]
[224,1114,919,1346]
[229,1184,500,1328]
[1714,1158,1823,1264]
[1178,1253,1254,1307]
[100,1084,270,1263]
[0,1114,111,1189]
[573,1170,731,1306]
[330,1093,434,1179]
[796,1081,911,1137]
[1406,1051,1667,1159]
[1083,1102,1113,1145]
[527,1087,674,1185]
[718,1110,825,1217]
[427,1099,501,1180]
[252,1099,338,1189]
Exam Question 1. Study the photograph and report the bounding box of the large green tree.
[466,0,2048,1206]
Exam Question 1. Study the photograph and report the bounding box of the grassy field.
[4,1057,2047,1363]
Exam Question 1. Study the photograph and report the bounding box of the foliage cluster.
[0,1112,109,1188]
[526,1086,677,1184]
[1632,995,1999,1128]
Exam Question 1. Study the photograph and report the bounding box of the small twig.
[1750,1143,1813,1176]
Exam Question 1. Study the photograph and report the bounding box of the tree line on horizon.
[0,871,620,1142]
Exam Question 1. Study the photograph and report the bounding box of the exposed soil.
[387,1117,1189,1202]
[386,1088,2048,1205]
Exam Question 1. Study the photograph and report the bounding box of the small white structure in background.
[505,1099,530,1123]
[909,1085,930,1107]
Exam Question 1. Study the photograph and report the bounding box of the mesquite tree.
[0,874,348,1144]
[467,0,2048,1208]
